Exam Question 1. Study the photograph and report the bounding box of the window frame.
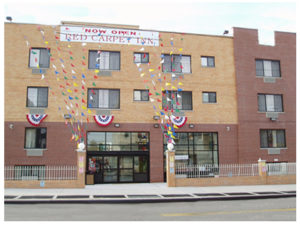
[88,50,121,71]
[162,90,193,110]
[26,87,49,108]
[87,132,150,152]
[24,127,47,149]
[255,59,281,77]
[201,56,215,68]
[202,92,217,103]
[28,48,50,69]
[133,89,149,102]
[133,52,149,64]
[14,165,46,180]
[163,132,219,165]
[162,54,192,74]
[257,94,284,112]
[87,88,120,109]
[260,129,286,148]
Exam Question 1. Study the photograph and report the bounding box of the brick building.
[4,21,295,185]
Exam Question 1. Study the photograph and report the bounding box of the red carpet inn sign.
[60,25,159,46]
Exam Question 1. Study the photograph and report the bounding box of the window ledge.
[24,148,47,151]
[203,102,218,104]
[260,148,287,150]
[88,69,120,72]
[257,111,284,114]
[256,76,282,79]
[133,101,149,103]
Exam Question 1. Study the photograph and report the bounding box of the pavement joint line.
[14,195,22,200]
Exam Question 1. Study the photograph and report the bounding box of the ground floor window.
[163,132,219,165]
[260,129,286,148]
[14,165,45,180]
[25,128,47,149]
[87,132,149,151]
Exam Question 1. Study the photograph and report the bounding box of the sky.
[2,0,297,45]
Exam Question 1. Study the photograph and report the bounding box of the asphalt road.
[5,197,296,221]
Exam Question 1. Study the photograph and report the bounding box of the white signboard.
[60,26,159,46]
[175,155,189,160]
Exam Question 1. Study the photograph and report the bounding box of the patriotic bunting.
[170,115,187,128]
[26,114,48,126]
[93,115,114,127]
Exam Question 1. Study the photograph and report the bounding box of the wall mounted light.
[153,124,159,128]
[114,123,120,128]
[153,116,160,120]
[9,124,14,129]
[226,126,231,131]
[189,124,194,128]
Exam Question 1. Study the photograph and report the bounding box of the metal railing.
[4,165,78,180]
[267,163,296,176]
[175,164,259,178]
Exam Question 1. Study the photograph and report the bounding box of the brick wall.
[233,27,296,163]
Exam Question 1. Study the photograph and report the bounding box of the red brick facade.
[233,27,296,163]
[5,122,238,182]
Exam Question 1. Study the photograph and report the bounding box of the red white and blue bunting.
[170,115,187,128]
[93,115,114,127]
[26,114,48,127]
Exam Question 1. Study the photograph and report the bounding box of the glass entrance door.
[103,156,118,183]
[119,156,133,182]
[87,154,149,184]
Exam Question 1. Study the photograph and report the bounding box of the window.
[258,94,283,112]
[267,162,288,175]
[88,50,120,70]
[201,56,215,67]
[87,132,149,151]
[29,48,50,68]
[162,54,191,73]
[202,92,217,103]
[27,87,48,107]
[25,128,47,149]
[260,129,286,148]
[14,165,46,180]
[88,89,120,109]
[133,90,149,101]
[162,91,192,110]
[134,53,149,63]
[163,132,219,165]
[256,59,281,77]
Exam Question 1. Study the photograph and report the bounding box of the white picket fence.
[4,165,77,180]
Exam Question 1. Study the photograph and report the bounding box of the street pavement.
[5,197,296,221]
[4,183,296,203]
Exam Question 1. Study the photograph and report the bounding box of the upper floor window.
[89,50,120,70]
[260,129,286,148]
[29,48,50,68]
[162,91,192,110]
[256,59,281,77]
[202,92,217,103]
[27,87,48,108]
[258,94,283,112]
[201,56,215,67]
[133,90,149,101]
[134,53,149,63]
[88,89,120,109]
[25,127,47,149]
[162,54,191,73]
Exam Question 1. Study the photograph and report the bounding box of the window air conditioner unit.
[266,112,279,121]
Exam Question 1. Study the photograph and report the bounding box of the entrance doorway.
[87,155,149,184]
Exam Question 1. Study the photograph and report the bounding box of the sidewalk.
[5,183,296,204]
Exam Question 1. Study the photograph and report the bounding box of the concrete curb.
[4,193,296,204]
